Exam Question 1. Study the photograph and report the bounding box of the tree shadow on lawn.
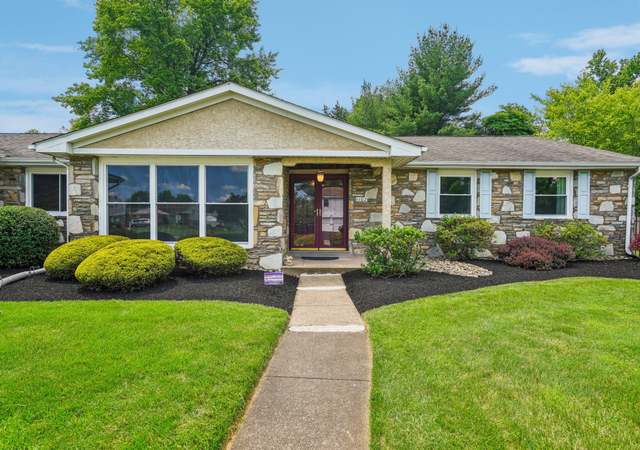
[0,270,298,313]
[343,259,640,313]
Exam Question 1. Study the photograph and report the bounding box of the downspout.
[625,167,640,256]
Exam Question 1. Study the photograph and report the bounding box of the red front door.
[289,174,348,250]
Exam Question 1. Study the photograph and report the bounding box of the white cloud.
[559,22,640,51]
[513,32,552,45]
[0,99,71,132]
[510,55,590,78]
[16,42,77,54]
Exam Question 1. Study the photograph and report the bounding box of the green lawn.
[365,277,640,449]
[0,301,287,449]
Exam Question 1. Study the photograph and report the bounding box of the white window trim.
[427,169,477,218]
[25,166,68,217]
[99,157,254,248]
[530,170,574,220]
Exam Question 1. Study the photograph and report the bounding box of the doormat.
[301,256,339,261]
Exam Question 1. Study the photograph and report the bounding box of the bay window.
[107,165,150,239]
[104,162,251,245]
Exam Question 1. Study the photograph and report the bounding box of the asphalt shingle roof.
[0,133,60,161]
[398,136,640,167]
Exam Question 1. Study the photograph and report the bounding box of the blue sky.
[1,0,639,132]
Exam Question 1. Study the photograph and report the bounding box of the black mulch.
[0,271,299,313]
[343,259,640,313]
[0,268,31,278]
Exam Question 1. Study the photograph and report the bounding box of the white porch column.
[381,161,392,228]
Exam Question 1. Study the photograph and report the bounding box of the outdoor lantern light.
[316,172,325,183]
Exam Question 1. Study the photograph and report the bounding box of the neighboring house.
[0,133,67,240]
[5,82,633,269]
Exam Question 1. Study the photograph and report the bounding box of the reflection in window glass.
[108,166,149,202]
[206,166,248,203]
[439,176,472,215]
[108,204,150,238]
[157,204,199,241]
[206,205,249,242]
[535,177,567,215]
[157,166,198,202]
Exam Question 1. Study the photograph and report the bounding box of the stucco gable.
[87,99,380,151]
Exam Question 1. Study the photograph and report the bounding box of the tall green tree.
[55,0,278,130]
[482,103,539,136]
[537,50,640,156]
[329,24,495,136]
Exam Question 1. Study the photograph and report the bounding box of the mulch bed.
[343,259,640,313]
[0,270,298,313]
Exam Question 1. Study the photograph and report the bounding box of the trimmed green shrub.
[0,206,59,268]
[75,240,175,291]
[354,226,426,278]
[435,215,494,260]
[533,220,607,260]
[44,235,129,280]
[175,237,247,276]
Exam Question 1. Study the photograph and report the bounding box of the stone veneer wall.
[390,168,633,257]
[0,167,25,206]
[249,158,286,269]
[348,167,382,253]
[67,157,99,239]
[0,166,67,242]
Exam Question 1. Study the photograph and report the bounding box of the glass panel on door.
[320,178,345,248]
[292,179,316,248]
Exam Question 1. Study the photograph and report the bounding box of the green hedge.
[533,220,607,260]
[175,237,247,276]
[75,240,175,291]
[354,226,426,277]
[435,215,494,260]
[44,235,129,280]
[0,206,59,268]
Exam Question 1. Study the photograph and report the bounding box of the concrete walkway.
[228,274,370,450]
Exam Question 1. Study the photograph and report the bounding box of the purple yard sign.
[264,271,284,286]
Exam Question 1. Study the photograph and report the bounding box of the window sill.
[526,215,573,220]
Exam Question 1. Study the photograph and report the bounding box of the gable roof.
[399,136,640,168]
[0,133,60,164]
[33,82,423,159]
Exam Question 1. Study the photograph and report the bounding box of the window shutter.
[577,170,590,219]
[523,170,535,218]
[426,170,438,217]
[479,170,492,218]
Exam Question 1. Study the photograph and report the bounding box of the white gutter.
[625,167,640,256]
[407,161,640,169]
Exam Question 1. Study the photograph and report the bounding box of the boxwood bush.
[354,226,426,278]
[498,236,575,270]
[75,240,175,291]
[435,215,494,260]
[175,237,247,276]
[0,206,59,268]
[533,220,607,260]
[44,235,128,280]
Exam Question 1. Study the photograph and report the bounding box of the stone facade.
[67,157,99,239]
[249,159,286,269]
[391,168,634,257]
[589,170,632,255]
[0,167,25,206]
[348,167,382,253]
[0,166,67,242]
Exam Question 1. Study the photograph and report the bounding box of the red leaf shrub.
[631,233,640,253]
[497,236,575,271]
